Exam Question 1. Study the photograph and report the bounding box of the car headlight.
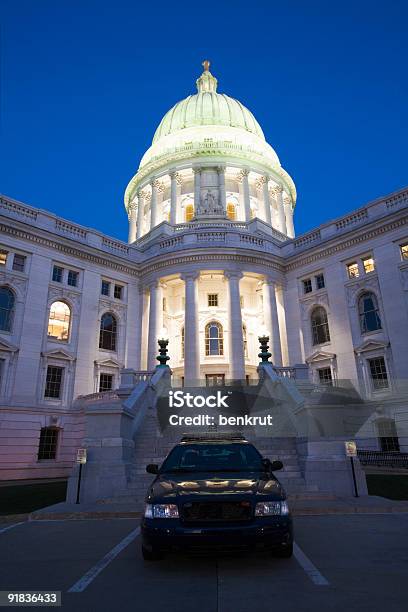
[144,503,179,518]
[255,501,289,516]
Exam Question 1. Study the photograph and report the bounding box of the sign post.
[75,448,87,504]
[345,441,358,497]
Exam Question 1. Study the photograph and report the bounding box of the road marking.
[68,527,141,593]
[0,522,24,535]
[293,542,329,586]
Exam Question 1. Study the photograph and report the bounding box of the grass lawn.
[0,480,68,515]
[366,474,408,500]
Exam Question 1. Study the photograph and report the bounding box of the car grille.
[182,501,252,523]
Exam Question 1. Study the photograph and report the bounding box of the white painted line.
[0,522,24,535]
[293,542,329,586]
[68,527,141,593]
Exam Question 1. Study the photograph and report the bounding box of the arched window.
[226,202,237,221]
[99,313,117,351]
[205,321,224,356]
[185,203,194,222]
[377,419,400,452]
[358,292,382,333]
[311,306,330,345]
[0,287,15,332]
[181,326,184,359]
[242,324,248,357]
[47,301,71,341]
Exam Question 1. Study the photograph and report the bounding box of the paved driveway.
[1,514,407,611]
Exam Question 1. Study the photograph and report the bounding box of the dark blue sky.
[1,1,407,240]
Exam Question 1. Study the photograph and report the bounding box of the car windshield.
[160,443,263,473]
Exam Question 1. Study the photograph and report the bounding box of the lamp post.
[258,334,272,364]
[156,336,170,367]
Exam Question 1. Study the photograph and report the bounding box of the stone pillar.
[169,171,178,225]
[241,169,251,221]
[147,280,162,370]
[262,278,282,366]
[127,202,137,244]
[226,271,245,381]
[150,179,159,229]
[182,272,200,384]
[136,190,145,239]
[217,165,227,215]
[193,167,201,216]
[284,194,295,238]
[274,185,287,235]
[262,176,272,226]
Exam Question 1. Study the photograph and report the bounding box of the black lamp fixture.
[258,334,271,363]
[156,335,170,367]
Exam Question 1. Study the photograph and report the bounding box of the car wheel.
[273,541,293,558]
[142,545,164,561]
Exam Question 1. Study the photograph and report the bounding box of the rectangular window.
[400,243,408,260]
[240,295,244,308]
[67,270,78,287]
[12,254,26,272]
[302,279,312,294]
[347,262,359,279]
[362,256,375,274]
[101,280,110,296]
[162,297,166,312]
[368,357,389,390]
[0,250,8,266]
[318,367,333,385]
[315,274,325,290]
[44,365,63,399]
[99,373,113,392]
[208,293,218,307]
[52,265,63,283]
[114,284,123,300]
[37,427,59,460]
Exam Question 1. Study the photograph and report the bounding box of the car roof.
[179,434,249,445]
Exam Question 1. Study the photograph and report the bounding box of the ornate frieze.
[0,271,28,299]
[345,275,380,307]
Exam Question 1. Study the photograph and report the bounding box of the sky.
[1,0,407,241]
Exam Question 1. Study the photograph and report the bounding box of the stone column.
[226,271,245,381]
[217,165,227,215]
[150,179,159,229]
[136,190,145,239]
[262,176,272,226]
[169,171,178,225]
[193,167,201,216]
[284,194,295,238]
[262,278,282,366]
[274,185,287,235]
[127,202,137,244]
[182,272,200,384]
[147,280,162,370]
[241,169,251,221]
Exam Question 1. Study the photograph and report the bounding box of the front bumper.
[142,516,293,552]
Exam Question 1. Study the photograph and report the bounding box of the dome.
[152,62,265,144]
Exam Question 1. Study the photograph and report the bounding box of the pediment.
[95,358,123,368]
[0,337,19,353]
[306,350,336,363]
[42,349,75,361]
[354,340,389,354]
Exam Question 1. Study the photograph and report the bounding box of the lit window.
[114,285,123,300]
[362,256,375,274]
[37,427,59,459]
[208,293,218,307]
[99,312,117,351]
[101,280,110,296]
[240,295,244,308]
[181,326,184,359]
[250,208,255,220]
[358,292,381,333]
[311,306,330,345]
[205,321,224,356]
[347,262,359,279]
[242,324,248,358]
[400,244,408,260]
[67,270,78,287]
[368,357,388,390]
[12,254,26,272]
[162,296,167,312]
[99,373,113,392]
[315,274,325,290]
[44,366,63,399]
[226,202,237,220]
[47,301,71,341]
[318,367,332,385]
[185,203,194,222]
[0,287,15,332]
[52,265,63,283]
[0,250,8,266]
[302,279,312,294]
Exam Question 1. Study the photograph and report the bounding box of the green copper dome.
[152,62,265,144]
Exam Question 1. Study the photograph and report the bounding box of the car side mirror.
[270,460,283,471]
[262,458,272,470]
[146,464,159,474]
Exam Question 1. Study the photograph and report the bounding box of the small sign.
[76,448,87,464]
[345,441,357,457]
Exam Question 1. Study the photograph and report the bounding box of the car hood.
[147,471,285,502]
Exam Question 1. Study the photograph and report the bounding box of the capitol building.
[0,62,407,488]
